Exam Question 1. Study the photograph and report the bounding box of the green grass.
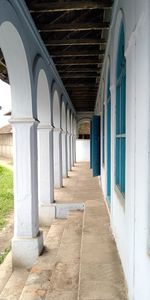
[0,165,13,229]
[0,247,10,265]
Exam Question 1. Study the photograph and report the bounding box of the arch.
[70,113,73,134]
[67,106,71,133]
[61,99,66,131]
[37,69,51,124]
[0,1,33,118]
[53,89,60,129]
[33,55,52,124]
[77,119,90,139]
[51,81,61,128]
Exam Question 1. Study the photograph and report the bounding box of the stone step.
[0,253,13,294]
[0,268,29,300]
[45,211,83,300]
[19,219,66,300]
[78,200,128,300]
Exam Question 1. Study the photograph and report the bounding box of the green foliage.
[0,247,10,265]
[0,165,13,229]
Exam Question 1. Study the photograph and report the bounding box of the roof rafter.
[45,38,106,46]
[39,22,109,32]
[30,1,112,13]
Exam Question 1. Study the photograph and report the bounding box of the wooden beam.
[54,58,103,65]
[67,87,98,90]
[30,1,112,13]
[58,69,101,73]
[46,38,106,46]
[64,83,98,87]
[61,74,100,79]
[56,62,101,66]
[39,22,110,32]
[51,49,104,57]
[71,97,96,100]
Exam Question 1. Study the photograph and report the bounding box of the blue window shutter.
[115,22,126,197]
[92,115,100,176]
[90,120,93,169]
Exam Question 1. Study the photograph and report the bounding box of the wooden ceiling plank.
[39,22,110,32]
[46,38,106,46]
[51,50,104,57]
[30,1,112,13]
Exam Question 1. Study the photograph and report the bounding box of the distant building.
[0,124,13,159]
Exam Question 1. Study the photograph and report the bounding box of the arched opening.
[61,100,68,178]
[67,107,71,171]
[53,89,62,188]
[76,119,90,162]
[36,69,54,225]
[0,16,42,268]
[77,119,90,140]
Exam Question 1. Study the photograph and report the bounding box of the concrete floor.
[55,162,101,203]
[0,162,128,299]
[55,162,128,299]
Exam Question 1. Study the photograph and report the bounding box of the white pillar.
[62,130,68,177]
[10,118,43,269]
[67,132,71,171]
[53,128,63,188]
[73,135,76,164]
[38,125,55,226]
[71,134,74,167]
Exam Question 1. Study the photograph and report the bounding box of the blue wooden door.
[92,115,100,177]
[107,98,111,205]
[90,120,93,169]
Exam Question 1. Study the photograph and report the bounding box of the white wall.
[76,139,90,162]
[96,0,150,299]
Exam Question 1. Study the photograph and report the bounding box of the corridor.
[0,162,127,299]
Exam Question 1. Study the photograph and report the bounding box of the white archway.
[61,100,68,177]
[36,69,54,225]
[0,5,42,268]
[67,107,71,171]
[52,88,62,188]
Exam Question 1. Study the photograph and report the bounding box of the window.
[115,22,126,196]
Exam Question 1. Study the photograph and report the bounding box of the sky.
[0,79,11,128]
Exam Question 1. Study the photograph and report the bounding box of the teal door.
[107,99,111,204]
[107,71,111,206]
[91,115,100,177]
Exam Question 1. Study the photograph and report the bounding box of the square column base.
[39,205,56,226]
[12,231,43,269]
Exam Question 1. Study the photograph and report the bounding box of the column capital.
[9,117,39,125]
[61,129,67,135]
[38,124,53,130]
[53,127,62,133]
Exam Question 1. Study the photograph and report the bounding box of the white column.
[73,134,76,164]
[38,125,55,226]
[53,128,63,188]
[71,134,74,167]
[10,118,43,269]
[67,132,71,171]
[62,130,68,178]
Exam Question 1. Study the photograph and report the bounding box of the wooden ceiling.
[0,0,113,112]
